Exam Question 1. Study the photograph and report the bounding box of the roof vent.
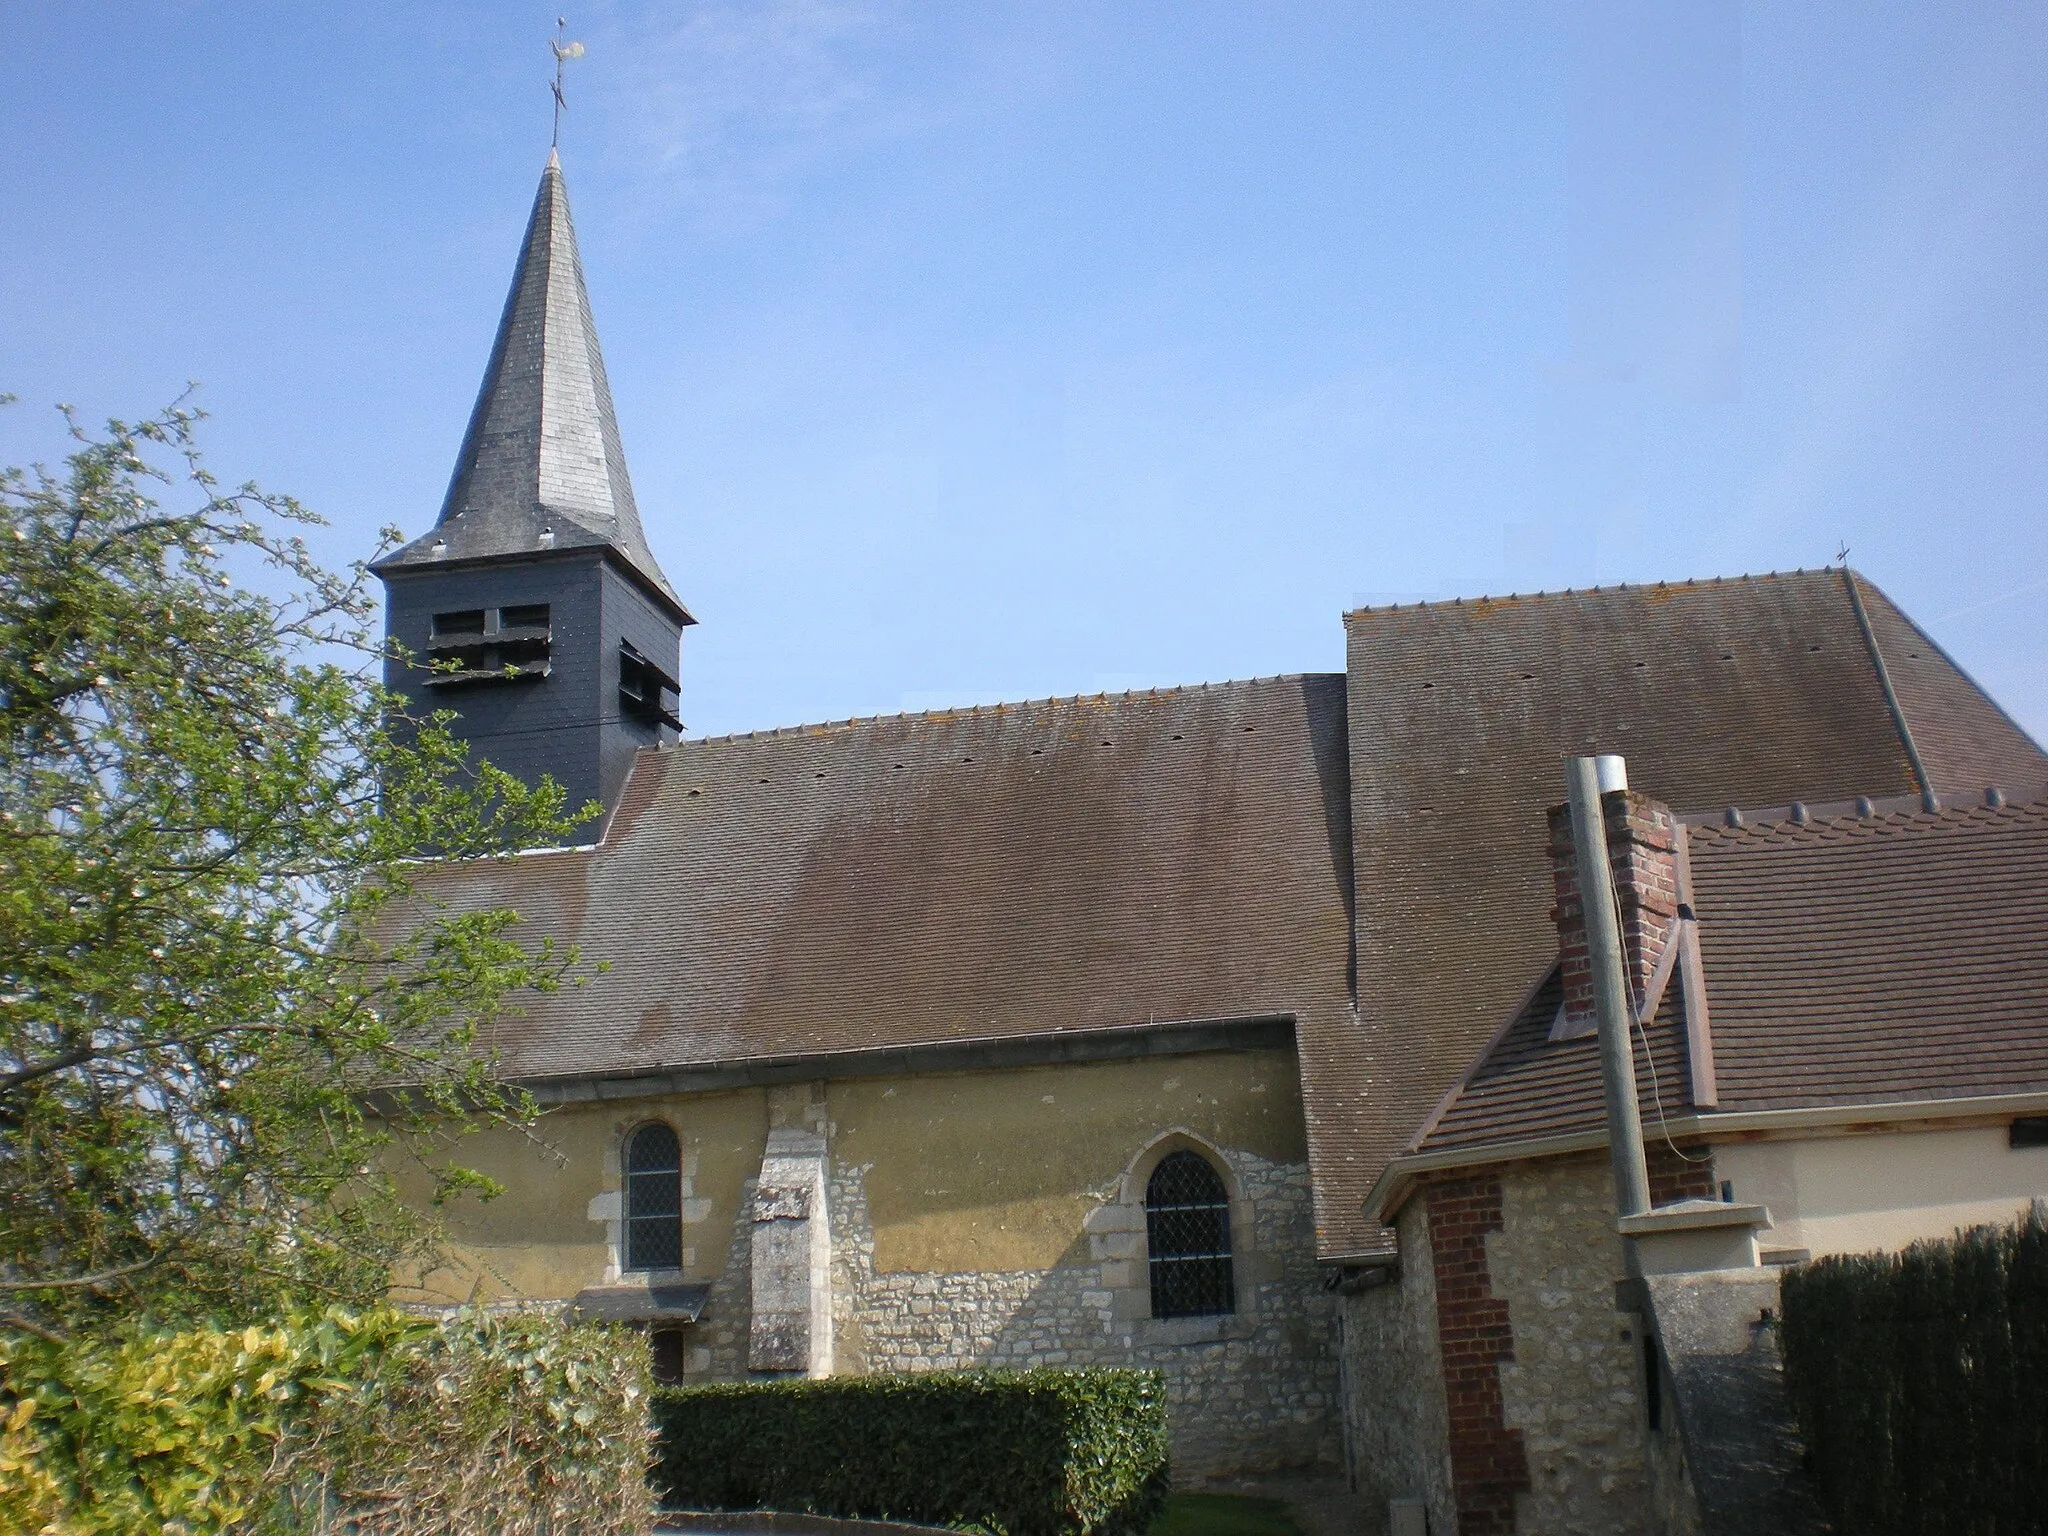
[538,525,555,548]
[1986,786,2006,808]
[1723,806,1743,827]
[430,538,447,559]
[1789,801,1808,824]
[1594,754,1628,793]
[1855,796,1876,816]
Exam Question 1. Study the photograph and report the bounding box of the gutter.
[508,1012,1299,1106]
[1363,1087,2048,1225]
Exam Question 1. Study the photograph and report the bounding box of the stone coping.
[1616,1198,1770,1236]
[656,1512,957,1536]
[571,1282,710,1322]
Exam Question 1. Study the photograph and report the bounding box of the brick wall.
[1405,1147,1715,1536]
[1547,791,1680,1031]
[1426,1176,1530,1535]
[1648,1143,1716,1206]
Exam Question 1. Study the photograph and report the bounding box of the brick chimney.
[1547,789,1681,1030]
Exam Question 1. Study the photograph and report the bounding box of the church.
[378,154,2048,1531]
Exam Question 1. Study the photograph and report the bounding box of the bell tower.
[373,151,693,824]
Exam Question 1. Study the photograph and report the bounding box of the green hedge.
[1781,1206,2048,1536]
[652,1369,1169,1536]
[0,1305,654,1536]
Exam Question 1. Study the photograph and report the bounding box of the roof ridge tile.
[1342,567,1837,620]
[679,673,1333,747]
[1682,783,2048,840]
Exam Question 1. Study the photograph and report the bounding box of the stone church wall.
[1336,1196,1454,1536]
[390,1044,1339,1483]
[826,1141,1336,1478]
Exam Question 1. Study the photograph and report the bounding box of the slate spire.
[374,150,688,621]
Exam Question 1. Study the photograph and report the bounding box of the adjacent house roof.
[1410,968,1694,1161]
[1326,569,2048,1252]
[371,152,688,622]
[401,674,1356,1125]
[1369,791,2048,1218]
[1687,790,2048,1112]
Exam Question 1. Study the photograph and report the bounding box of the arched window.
[625,1123,682,1272]
[1145,1150,1235,1318]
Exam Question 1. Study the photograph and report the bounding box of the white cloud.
[594,0,920,224]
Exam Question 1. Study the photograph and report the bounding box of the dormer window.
[426,605,551,686]
[619,640,682,730]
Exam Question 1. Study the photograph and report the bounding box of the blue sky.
[5,3,2046,743]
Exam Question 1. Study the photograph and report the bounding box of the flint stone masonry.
[1338,1196,1455,1536]
[1491,1157,1656,1536]
[654,1098,1337,1481]
[826,1145,1338,1480]
[1341,1149,1724,1536]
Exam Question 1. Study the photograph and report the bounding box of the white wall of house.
[1714,1125,2048,1258]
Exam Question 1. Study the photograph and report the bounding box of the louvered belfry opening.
[624,1123,681,1271]
[1145,1150,1236,1318]
[424,604,552,687]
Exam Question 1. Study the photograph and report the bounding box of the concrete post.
[1565,755,1652,1221]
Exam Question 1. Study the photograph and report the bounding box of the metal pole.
[1565,755,1652,1220]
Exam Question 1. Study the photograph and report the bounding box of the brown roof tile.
[1330,570,2047,1253]
[1850,574,2047,796]
[406,673,1357,1142]
[400,570,2043,1261]
[1414,968,1696,1155]
[1688,795,2048,1111]
[1403,795,2048,1166]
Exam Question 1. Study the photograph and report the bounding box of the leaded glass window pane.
[1145,1150,1235,1318]
[625,1123,681,1272]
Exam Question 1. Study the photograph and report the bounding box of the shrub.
[0,1305,653,1536]
[310,1306,655,1536]
[0,1307,417,1535]
[653,1369,1170,1536]
[1780,1206,2048,1536]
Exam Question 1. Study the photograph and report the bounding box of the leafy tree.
[0,398,593,1337]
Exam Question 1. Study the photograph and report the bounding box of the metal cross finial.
[1836,541,1852,568]
[550,18,586,149]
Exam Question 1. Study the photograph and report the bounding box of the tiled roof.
[1408,793,2048,1162]
[402,673,1356,1125]
[1691,793,2048,1110]
[372,152,686,620]
[1853,577,2047,793]
[1414,967,1695,1155]
[396,569,2044,1260]
[1329,569,2047,1252]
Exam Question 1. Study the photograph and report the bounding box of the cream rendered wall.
[388,1085,768,1305]
[389,1049,1308,1303]
[1714,1125,2048,1259]
[830,1049,1307,1275]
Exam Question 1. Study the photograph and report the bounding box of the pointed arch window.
[1145,1150,1235,1318]
[625,1123,682,1272]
